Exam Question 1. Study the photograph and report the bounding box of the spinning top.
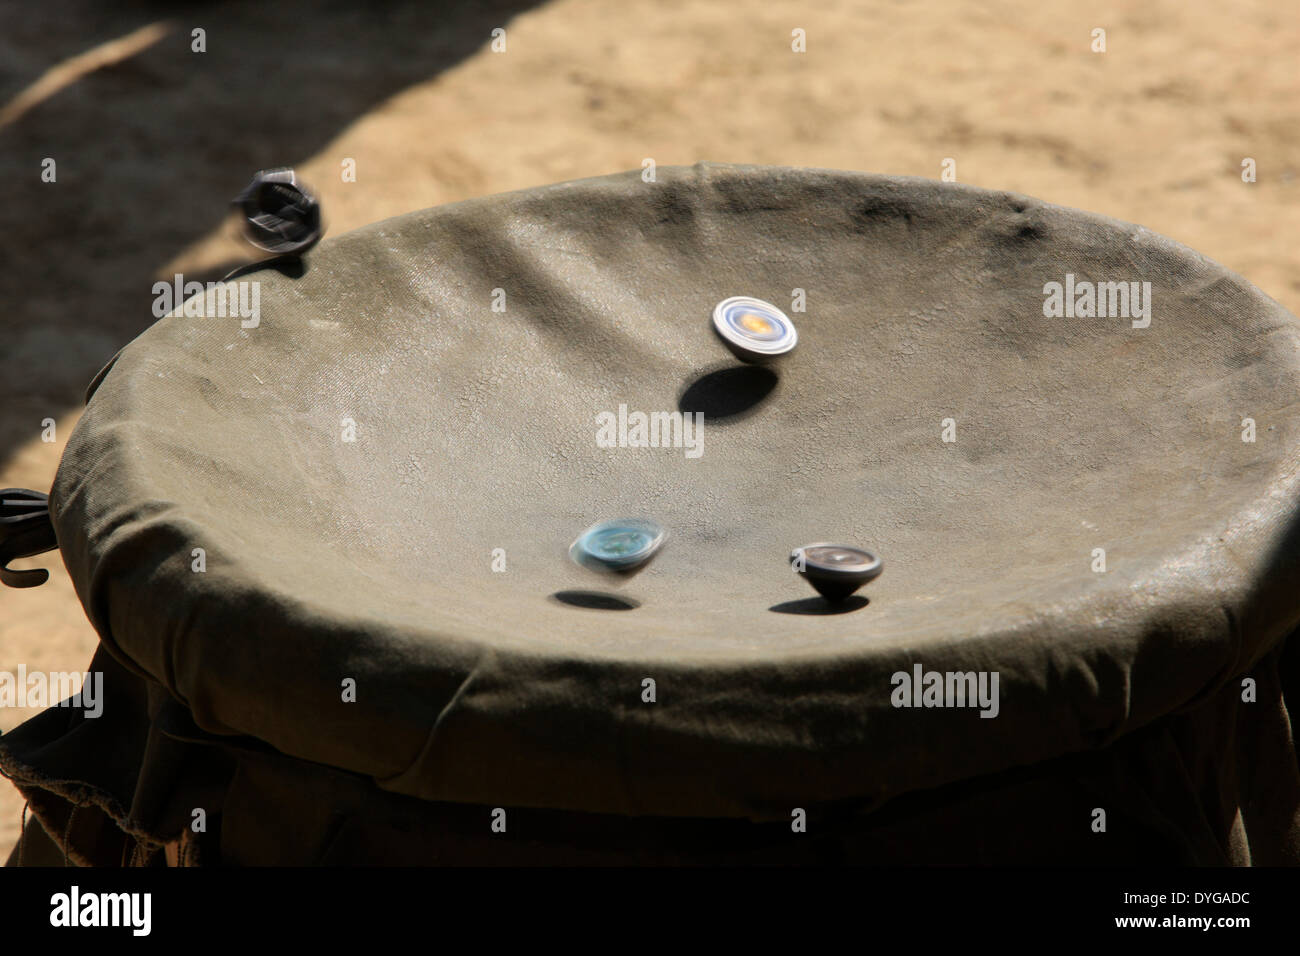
[790,543,882,601]
[570,519,666,575]
[233,167,324,255]
[712,296,797,363]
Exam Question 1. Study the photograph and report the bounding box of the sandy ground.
[1,0,1297,858]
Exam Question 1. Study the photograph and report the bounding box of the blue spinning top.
[570,519,666,574]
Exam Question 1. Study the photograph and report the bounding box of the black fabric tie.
[0,488,57,588]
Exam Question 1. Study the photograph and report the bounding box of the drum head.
[52,164,1300,817]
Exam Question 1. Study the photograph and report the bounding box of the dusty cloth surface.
[5,165,1300,861]
[3,638,1298,864]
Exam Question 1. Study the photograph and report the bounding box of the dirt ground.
[1,0,1297,857]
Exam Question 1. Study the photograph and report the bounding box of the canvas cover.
[4,164,1300,863]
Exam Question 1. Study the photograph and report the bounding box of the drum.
[4,163,1299,864]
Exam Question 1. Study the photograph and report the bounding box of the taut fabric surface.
[7,165,1300,859]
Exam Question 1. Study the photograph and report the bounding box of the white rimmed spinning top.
[712,296,798,363]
